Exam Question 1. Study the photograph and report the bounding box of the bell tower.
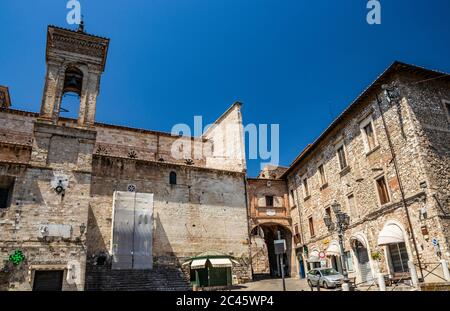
[39,24,109,127]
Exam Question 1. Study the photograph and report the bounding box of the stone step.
[85,266,192,291]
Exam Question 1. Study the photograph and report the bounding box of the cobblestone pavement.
[231,278,335,291]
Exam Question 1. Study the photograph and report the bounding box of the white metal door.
[133,193,153,269]
[111,191,153,270]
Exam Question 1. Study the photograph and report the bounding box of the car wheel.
[307,280,313,287]
[323,281,329,289]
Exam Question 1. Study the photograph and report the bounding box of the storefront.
[378,222,410,275]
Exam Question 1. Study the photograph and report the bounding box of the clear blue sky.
[1,0,449,176]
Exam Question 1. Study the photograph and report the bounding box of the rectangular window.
[337,146,348,170]
[344,251,354,272]
[363,122,377,151]
[303,178,309,198]
[347,194,358,219]
[290,190,296,207]
[308,217,315,237]
[265,195,274,207]
[0,177,15,209]
[325,206,332,219]
[318,164,327,186]
[376,176,390,205]
[293,223,301,244]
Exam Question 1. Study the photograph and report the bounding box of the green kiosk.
[183,251,237,287]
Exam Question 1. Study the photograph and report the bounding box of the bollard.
[342,282,350,292]
[408,260,419,287]
[440,259,450,282]
[377,273,386,291]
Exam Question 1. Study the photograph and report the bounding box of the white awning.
[351,234,367,249]
[378,224,405,246]
[308,250,320,262]
[191,258,207,269]
[326,243,340,257]
[209,258,233,268]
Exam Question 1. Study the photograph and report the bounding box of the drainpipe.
[243,175,253,280]
[292,174,307,272]
[375,89,424,281]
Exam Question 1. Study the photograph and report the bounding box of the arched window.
[60,66,83,119]
[169,172,177,185]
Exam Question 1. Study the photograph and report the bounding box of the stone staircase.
[85,265,192,291]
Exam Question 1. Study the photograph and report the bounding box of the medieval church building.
[1,23,449,291]
[0,25,250,291]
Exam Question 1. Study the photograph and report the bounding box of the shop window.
[388,242,409,273]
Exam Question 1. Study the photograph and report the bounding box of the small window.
[265,195,274,207]
[318,164,327,186]
[337,146,348,170]
[303,178,310,198]
[169,171,177,185]
[445,101,450,121]
[308,217,315,237]
[290,190,296,207]
[376,176,390,205]
[325,206,332,219]
[0,177,15,209]
[347,194,358,219]
[360,116,379,153]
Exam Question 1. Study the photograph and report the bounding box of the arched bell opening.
[60,66,84,119]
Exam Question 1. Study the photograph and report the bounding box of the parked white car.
[307,268,344,289]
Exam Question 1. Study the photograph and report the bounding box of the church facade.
[0,25,251,291]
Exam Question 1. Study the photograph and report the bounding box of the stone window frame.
[308,215,315,238]
[317,162,328,190]
[346,192,359,221]
[334,138,350,174]
[373,173,392,207]
[359,114,380,155]
[302,175,310,201]
[442,99,450,124]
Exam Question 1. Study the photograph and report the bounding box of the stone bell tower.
[39,24,109,126]
[16,24,110,291]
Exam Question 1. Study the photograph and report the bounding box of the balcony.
[252,205,290,219]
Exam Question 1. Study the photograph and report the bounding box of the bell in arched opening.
[63,67,83,96]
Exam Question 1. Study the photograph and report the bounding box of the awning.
[191,258,207,269]
[209,258,233,268]
[378,224,405,246]
[351,234,367,249]
[326,242,340,257]
[308,250,320,262]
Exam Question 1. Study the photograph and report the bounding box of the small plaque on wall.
[266,209,276,216]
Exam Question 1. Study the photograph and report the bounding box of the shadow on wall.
[85,205,108,263]
[153,212,180,267]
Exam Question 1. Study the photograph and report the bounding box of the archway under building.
[250,224,292,279]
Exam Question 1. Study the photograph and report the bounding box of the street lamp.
[324,200,351,291]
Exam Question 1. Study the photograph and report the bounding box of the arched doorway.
[351,236,373,283]
[250,224,292,278]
